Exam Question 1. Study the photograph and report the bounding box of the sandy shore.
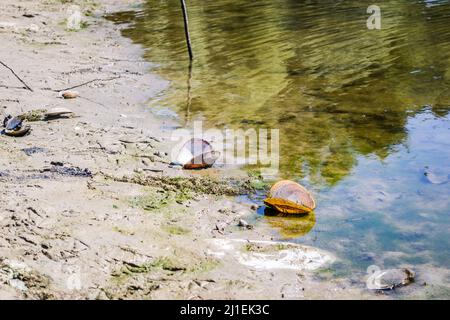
[0,0,379,300]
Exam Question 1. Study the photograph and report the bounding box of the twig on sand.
[0,85,27,90]
[143,168,164,173]
[79,96,108,109]
[74,238,90,249]
[0,60,34,92]
[52,76,121,92]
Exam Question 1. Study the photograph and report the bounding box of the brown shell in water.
[264,180,316,214]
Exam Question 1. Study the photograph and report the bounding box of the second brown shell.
[264,180,316,214]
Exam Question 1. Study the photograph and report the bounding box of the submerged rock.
[367,268,415,290]
[424,167,449,185]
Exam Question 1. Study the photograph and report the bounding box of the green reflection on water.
[108,0,450,184]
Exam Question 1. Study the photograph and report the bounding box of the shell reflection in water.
[263,207,316,239]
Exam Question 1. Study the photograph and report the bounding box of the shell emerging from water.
[264,180,316,214]
[368,268,415,290]
[176,138,220,170]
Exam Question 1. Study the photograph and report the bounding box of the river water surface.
[108,0,450,296]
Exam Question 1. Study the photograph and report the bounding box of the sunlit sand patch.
[206,238,335,271]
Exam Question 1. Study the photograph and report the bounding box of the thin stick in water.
[180,0,194,61]
[185,60,193,123]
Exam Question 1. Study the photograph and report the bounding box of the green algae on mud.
[128,189,175,212]
[243,242,296,253]
[120,257,186,275]
[104,172,257,196]
[163,225,191,235]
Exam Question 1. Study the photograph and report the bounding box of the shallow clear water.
[108,0,450,286]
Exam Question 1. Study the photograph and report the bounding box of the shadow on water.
[107,0,450,286]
